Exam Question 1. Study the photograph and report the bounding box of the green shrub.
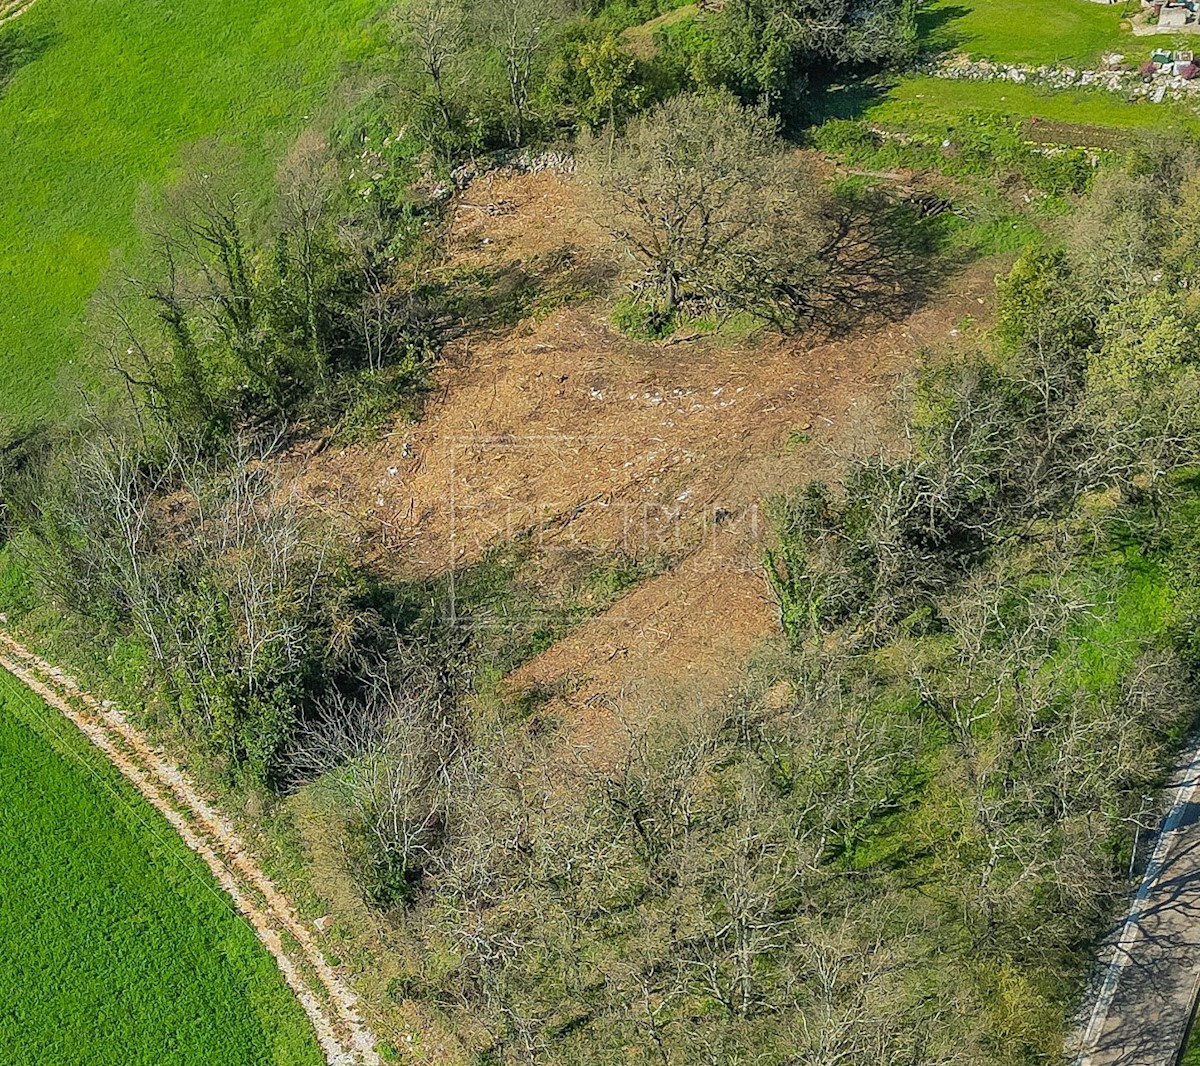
[609,293,676,338]
[102,142,441,448]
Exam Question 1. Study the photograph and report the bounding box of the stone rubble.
[922,54,1200,102]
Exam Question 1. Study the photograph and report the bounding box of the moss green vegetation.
[0,670,323,1066]
[0,0,382,432]
[1184,1020,1200,1066]
[920,0,1135,67]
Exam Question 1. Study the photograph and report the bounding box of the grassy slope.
[0,0,381,432]
[920,0,1135,67]
[0,670,324,1066]
[812,3,1200,141]
[834,0,1200,141]
[867,75,1200,132]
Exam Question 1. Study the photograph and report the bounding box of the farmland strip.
[0,627,386,1066]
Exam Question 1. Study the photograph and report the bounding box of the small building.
[1156,0,1198,28]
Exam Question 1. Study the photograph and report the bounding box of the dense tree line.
[379,0,919,161]
[93,137,444,448]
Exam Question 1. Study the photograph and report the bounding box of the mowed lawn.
[920,0,1136,66]
[0,0,382,431]
[0,671,324,1066]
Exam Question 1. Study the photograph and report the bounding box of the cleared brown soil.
[293,168,999,757]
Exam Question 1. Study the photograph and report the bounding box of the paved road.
[1077,746,1200,1065]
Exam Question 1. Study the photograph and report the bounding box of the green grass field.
[920,0,1137,67]
[1184,1017,1200,1065]
[0,671,324,1066]
[868,75,1200,132]
[0,0,383,433]
[806,0,1200,146]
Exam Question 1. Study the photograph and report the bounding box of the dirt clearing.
[291,168,1000,748]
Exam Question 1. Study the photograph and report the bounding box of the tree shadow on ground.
[827,187,963,331]
[747,186,962,341]
[914,4,972,61]
[799,5,970,129]
[802,72,898,128]
[429,245,619,337]
[0,24,57,99]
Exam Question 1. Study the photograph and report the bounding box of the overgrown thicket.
[375,0,918,163]
[94,136,444,448]
[0,427,484,790]
[768,147,1200,644]
[750,151,1200,1059]
[377,585,1189,1064]
[658,0,918,115]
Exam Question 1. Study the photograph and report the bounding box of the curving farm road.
[0,627,385,1066]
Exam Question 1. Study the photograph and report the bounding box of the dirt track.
[0,0,39,27]
[0,628,386,1066]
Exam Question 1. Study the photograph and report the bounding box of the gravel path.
[0,628,383,1066]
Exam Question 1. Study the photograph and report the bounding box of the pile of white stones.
[922,55,1200,101]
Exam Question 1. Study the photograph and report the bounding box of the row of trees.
[384,0,920,159]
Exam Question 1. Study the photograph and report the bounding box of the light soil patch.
[293,169,999,756]
[0,0,38,26]
[0,630,386,1066]
[447,168,606,269]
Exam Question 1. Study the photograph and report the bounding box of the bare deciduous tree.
[579,91,823,315]
[582,90,933,334]
[391,0,471,130]
[479,0,567,145]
